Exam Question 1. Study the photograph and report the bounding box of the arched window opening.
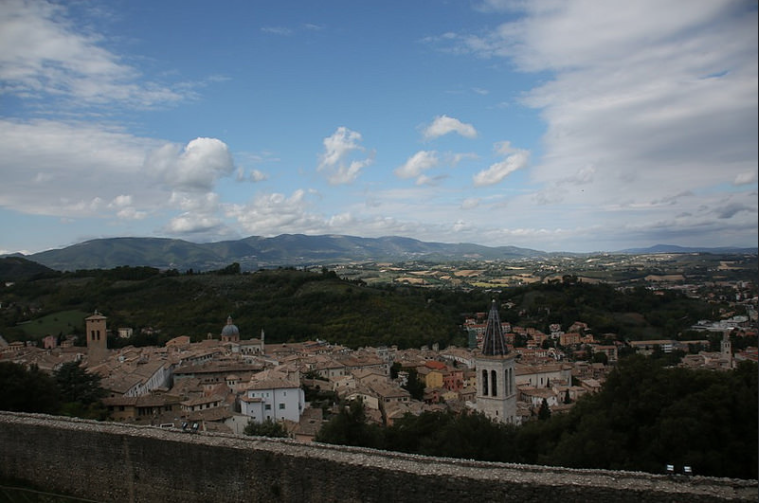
[481,370,488,396]
[491,370,498,397]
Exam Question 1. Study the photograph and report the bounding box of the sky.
[0,0,757,255]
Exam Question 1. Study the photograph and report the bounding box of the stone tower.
[475,300,517,424]
[720,330,733,369]
[85,310,108,364]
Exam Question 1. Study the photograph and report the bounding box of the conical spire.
[481,300,509,356]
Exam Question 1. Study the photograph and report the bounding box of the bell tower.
[85,310,108,364]
[720,331,733,369]
[475,300,517,424]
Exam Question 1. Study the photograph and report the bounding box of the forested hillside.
[0,265,733,350]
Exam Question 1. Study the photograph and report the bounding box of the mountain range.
[3,235,757,272]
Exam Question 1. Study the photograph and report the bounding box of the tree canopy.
[243,418,290,438]
[53,361,107,419]
[314,358,758,479]
[0,362,61,414]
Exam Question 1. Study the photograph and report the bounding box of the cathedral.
[475,300,517,424]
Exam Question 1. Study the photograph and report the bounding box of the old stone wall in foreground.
[0,412,755,503]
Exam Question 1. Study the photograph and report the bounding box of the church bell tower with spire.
[475,300,517,424]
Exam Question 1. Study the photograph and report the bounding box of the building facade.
[240,378,305,424]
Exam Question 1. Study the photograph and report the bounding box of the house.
[289,406,324,442]
[368,381,411,405]
[418,366,444,390]
[337,355,389,376]
[172,361,264,383]
[578,378,602,393]
[309,357,346,379]
[568,321,588,333]
[343,387,380,411]
[383,400,426,426]
[560,332,581,346]
[103,393,182,422]
[518,387,560,409]
[629,340,676,355]
[515,363,572,388]
[181,394,226,413]
[439,346,475,368]
[329,374,356,392]
[97,359,173,398]
[165,336,191,351]
[443,368,465,392]
[240,377,305,424]
[591,344,618,362]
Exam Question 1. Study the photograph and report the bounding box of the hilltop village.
[2,299,756,439]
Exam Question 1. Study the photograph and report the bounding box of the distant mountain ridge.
[4,235,756,272]
[17,234,550,272]
[618,244,758,254]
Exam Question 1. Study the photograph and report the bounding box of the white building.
[240,378,305,424]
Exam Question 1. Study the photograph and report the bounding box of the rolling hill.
[19,234,549,272]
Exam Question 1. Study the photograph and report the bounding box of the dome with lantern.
[221,315,240,342]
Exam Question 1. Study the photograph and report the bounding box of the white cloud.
[422,115,478,140]
[317,127,374,185]
[227,190,318,235]
[448,152,479,166]
[261,26,293,36]
[0,119,161,216]
[433,0,757,248]
[109,195,133,208]
[115,207,147,220]
[165,214,224,234]
[250,169,268,182]
[107,194,146,220]
[0,119,239,241]
[461,198,481,210]
[168,192,220,213]
[394,151,439,180]
[473,143,529,186]
[146,137,235,193]
[734,171,757,186]
[0,0,188,108]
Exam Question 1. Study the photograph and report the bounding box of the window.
[278,403,285,410]
[265,404,271,410]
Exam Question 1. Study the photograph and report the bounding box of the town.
[2,294,755,440]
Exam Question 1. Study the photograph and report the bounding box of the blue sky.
[0,0,757,254]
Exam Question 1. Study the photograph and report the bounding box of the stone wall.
[1,412,755,502]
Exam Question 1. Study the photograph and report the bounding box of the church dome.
[221,316,240,339]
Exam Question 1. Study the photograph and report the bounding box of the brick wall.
[0,412,755,503]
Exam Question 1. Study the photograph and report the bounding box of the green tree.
[384,410,519,463]
[314,398,383,449]
[53,361,106,419]
[527,356,758,478]
[0,362,61,414]
[538,398,551,421]
[402,368,425,401]
[243,418,290,438]
[563,389,572,404]
[591,352,608,365]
